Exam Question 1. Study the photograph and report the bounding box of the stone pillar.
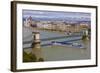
[85,30,89,40]
[32,32,40,48]
[31,32,44,61]
[82,29,89,40]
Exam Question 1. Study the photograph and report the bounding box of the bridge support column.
[31,32,44,61]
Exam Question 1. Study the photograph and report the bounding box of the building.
[24,17,90,34]
[24,16,33,27]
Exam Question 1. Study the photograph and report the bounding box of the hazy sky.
[23,10,91,21]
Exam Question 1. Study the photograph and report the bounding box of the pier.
[31,32,44,61]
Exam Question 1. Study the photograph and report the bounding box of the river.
[23,27,91,61]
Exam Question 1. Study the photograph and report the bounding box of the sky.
[23,9,91,22]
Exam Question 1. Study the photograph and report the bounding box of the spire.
[27,16,32,21]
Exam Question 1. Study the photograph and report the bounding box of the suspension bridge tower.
[31,32,44,61]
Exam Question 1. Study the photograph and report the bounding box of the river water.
[41,40,90,61]
[23,27,91,61]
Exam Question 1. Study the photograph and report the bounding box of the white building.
[24,16,32,27]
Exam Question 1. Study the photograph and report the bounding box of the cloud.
[23,10,91,21]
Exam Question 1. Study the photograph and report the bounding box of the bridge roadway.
[23,36,82,49]
[23,34,82,45]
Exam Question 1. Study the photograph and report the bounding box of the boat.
[51,41,62,46]
[71,43,85,49]
[51,41,85,49]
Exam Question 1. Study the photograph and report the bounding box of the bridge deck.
[23,34,82,44]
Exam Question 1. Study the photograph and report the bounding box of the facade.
[24,16,33,27]
[24,16,90,33]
